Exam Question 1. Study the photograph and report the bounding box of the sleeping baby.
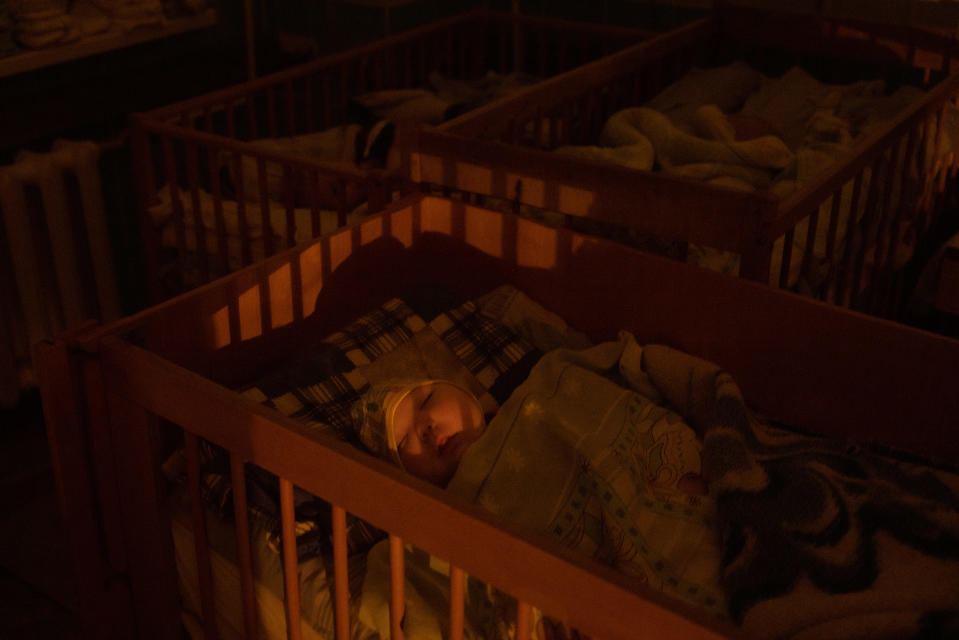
[351,379,489,487]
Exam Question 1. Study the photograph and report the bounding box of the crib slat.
[207,142,230,277]
[309,169,323,238]
[284,165,297,249]
[336,179,349,227]
[226,100,237,139]
[185,140,209,284]
[880,126,922,316]
[257,158,275,259]
[866,144,903,314]
[834,172,864,307]
[449,566,465,640]
[389,535,405,640]
[229,454,258,640]
[356,55,367,95]
[279,478,303,640]
[185,433,219,640]
[267,87,278,139]
[402,40,412,88]
[516,601,532,640]
[850,155,886,309]
[800,208,820,294]
[823,186,842,268]
[160,137,188,280]
[917,106,944,234]
[286,81,296,138]
[304,76,314,133]
[322,74,332,131]
[332,505,350,640]
[246,91,258,140]
[778,227,794,289]
[233,152,253,267]
[538,24,548,78]
[340,63,350,126]
[558,29,568,75]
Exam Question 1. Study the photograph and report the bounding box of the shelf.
[0,10,218,80]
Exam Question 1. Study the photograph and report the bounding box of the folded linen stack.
[90,0,164,31]
[11,0,80,49]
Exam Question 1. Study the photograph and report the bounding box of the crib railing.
[143,9,652,138]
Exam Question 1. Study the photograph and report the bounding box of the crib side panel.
[89,195,959,456]
[33,335,137,640]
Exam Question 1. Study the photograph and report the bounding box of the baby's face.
[392,382,486,486]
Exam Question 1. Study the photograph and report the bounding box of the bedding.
[172,284,589,638]
[362,330,959,640]
[555,61,959,289]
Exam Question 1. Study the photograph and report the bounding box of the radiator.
[0,140,121,408]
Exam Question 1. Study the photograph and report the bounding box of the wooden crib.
[408,2,959,319]
[35,193,959,640]
[129,6,651,302]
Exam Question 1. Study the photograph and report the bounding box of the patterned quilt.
[194,285,546,562]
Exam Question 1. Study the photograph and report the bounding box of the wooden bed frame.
[35,194,959,640]
[128,6,651,302]
[408,2,959,319]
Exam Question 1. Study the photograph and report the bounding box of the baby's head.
[352,379,486,486]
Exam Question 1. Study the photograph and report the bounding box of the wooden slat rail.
[93,337,740,640]
[412,128,775,255]
[143,9,651,125]
[185,433,218,640]
[229,453,258,640]
[772,71,959,241]
[279,478,303,640]
[440,17,713,139]
[389,535,405,640]
[332,505,350,640]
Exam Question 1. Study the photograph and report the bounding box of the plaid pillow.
[199,286,543,561]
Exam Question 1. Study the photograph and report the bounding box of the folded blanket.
[653,345,959,639]
[449,333,727,616]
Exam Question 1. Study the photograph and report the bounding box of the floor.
[0,388,80,640]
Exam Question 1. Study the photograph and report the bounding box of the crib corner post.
[128,115,162,305]
[739,196,777,284]
[33,331,138,640]
[102,376,181,640]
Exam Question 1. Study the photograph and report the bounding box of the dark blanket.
[666,347,959,639]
